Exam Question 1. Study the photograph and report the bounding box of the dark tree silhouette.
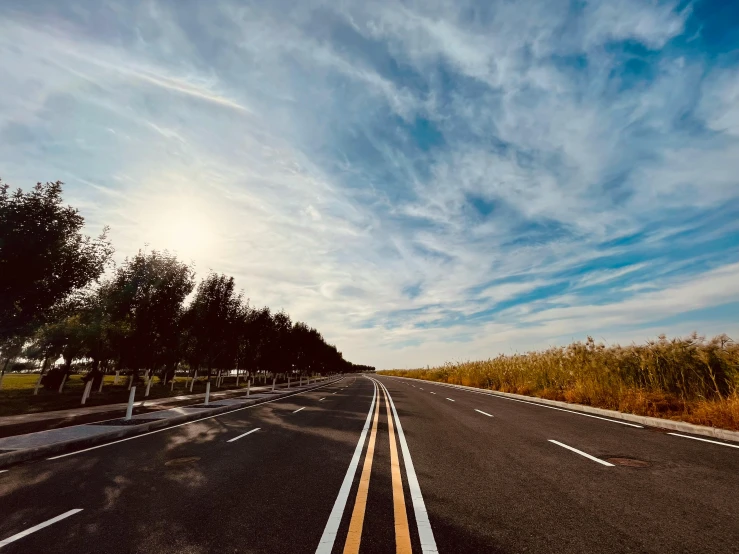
[109,249,195,384]
[0,180,113,342]
[184,272,242,382]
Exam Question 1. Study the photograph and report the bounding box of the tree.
[109,250,195,383]
[237,306,272,377]
[0,335,25,389]
[32,295,88,390]
[184,273,242,382]
[0,180,113,342]
[291,322,327,377]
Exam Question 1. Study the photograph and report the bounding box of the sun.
[145,199,217,262]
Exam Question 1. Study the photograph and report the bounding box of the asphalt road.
[1,375,737,553]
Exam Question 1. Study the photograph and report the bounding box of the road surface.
[1,375,737,553]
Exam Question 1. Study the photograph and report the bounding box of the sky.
[1,0,738,369]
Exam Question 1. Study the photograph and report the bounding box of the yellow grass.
[383,333,739,431]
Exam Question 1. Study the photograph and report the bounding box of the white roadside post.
[145,374,152,397]
[58,373,68,393]
[272,376,276,391]
[114,370,120,385]
[81,380,93,405]
[204,381,211,406]
[97,375,104,393]
[190,370,197,392]
[247,379,251,397]
[288,375,291,389]
[236,371,240,387]
[170,378,175,391]
[125,386,136,420]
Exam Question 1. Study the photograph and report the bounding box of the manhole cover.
[165,456,200,466]
[606,457,650,468]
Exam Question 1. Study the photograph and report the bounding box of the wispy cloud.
[1,0,737,368]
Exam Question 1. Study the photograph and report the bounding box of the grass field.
[383,333,739,431]
[0,373,285,418]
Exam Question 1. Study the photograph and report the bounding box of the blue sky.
[1,0,738,368]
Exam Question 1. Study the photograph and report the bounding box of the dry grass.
[383,333,739,431]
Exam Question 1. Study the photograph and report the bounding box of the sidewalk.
[0,377,336,468]
[0,379,319,439]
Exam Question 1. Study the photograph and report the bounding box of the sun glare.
[145,200,217,262]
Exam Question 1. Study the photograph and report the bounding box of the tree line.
[0,180,374,390]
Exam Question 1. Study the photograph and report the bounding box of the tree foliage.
[0,181,113,341]
[109,250,195,379]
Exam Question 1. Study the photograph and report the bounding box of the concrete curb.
[0,378,341,469]
[386,376,739,443]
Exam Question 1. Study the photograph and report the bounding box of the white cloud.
[0,0,737,369]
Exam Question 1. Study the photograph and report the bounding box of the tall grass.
[384,333,739,431]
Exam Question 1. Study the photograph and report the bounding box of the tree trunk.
[90,358,103,391]
[58,356,73,393]
[34,356,50,395]
[0,356,12,390]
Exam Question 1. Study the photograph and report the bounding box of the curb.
[385,376,739,443]
[0,378,341,469]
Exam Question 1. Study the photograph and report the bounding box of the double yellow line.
[342,382,412,554]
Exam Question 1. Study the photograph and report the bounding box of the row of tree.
[0,180,374,389]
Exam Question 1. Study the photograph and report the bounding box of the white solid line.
[0,509,83,548]
[548,440,614,467]
[315,381,378,553]
[292,407,306,414]
[446,398,455,402]
[475,409,493,417]
[48,379,341,460]
[400,378,642,428]
[319,397,326,401]
[332,392,337,394]
[227,428,260,443]
[419,387,424,390]
[430,392,436,395]
[668,433,739,449]
[372,378,438,553]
